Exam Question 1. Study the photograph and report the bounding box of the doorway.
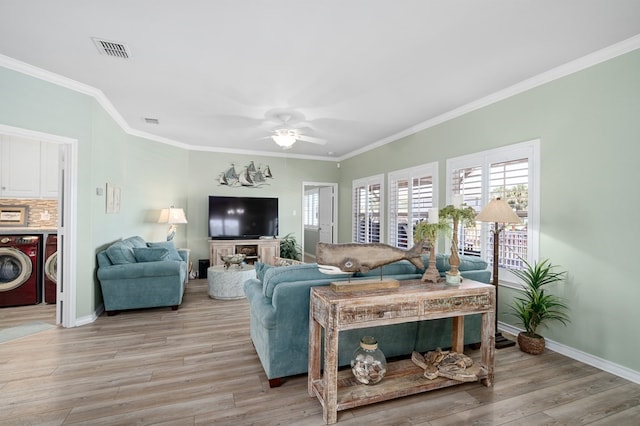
[301,182,337,262]
[0,124,77,328]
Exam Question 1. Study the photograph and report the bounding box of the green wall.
[186,152,339,264]
[0,66,189,318]
[339,49,640,372]
[1,47,639,374]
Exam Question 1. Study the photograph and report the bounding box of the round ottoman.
[207,265,256,300]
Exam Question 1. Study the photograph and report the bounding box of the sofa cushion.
[432,254,488,272]
[356,260,418,277]
[147,241,182,261]
[133,247,170,263]
[262,263,351,298]
[105,240,137,265]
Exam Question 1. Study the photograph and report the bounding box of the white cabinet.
[40,142,60,198]
[0,135,58,198]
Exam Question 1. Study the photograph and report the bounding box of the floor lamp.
[475,197,522,349]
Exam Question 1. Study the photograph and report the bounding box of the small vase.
[445,272,461,286]
[517,332,545,355]
[351,336,387,385]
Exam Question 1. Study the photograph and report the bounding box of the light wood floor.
[1,279,639,425]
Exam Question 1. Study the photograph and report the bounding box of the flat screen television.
[208,196,279,239]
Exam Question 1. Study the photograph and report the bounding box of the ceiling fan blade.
[297,134,327,145]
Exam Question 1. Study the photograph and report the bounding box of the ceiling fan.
[268,113,327,149]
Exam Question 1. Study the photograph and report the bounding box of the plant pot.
[517,332,545,355]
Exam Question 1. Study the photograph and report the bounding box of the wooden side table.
[308,279,495,424]
[207,265,255,300]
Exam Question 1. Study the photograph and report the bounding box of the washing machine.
[43,234,58,304]
[0,235,40,307]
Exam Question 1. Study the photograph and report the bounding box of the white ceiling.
[1,1,639,160]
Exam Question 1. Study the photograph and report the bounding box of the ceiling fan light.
[272,133,297,148]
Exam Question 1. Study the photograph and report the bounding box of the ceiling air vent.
[144,118,159,125]
[92,38,131,59]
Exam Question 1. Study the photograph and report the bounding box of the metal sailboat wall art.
[218,161,273,187]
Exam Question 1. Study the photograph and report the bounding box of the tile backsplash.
[0,199,58,228]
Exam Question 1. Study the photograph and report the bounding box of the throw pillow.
[254,262,273,282]
[273,257,304,266]
[133,247,170,263]
[105,240,136,264]
[147,241,183,261]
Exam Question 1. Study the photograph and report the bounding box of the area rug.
[0,321,56,344]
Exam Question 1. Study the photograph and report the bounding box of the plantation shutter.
[304,189,319,227]
[451,165,482,256]
[388,164,437,248]
[487,158,529,268]
[352,175,383,243]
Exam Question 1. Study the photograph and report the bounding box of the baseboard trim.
[499,322,640,385]
[74,304,104,327]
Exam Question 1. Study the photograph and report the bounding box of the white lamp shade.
[158,207,188,224]
[475,198,521,224]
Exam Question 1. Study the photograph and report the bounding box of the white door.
[318,186,334,244]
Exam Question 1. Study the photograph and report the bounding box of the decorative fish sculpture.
[316,241,424,274]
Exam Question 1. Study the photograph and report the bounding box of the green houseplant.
[509,258,570,354]
[279,232,302,261]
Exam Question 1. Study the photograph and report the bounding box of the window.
[304,188,319,228]
[352,174,384,243]
[388,163,438,248]
[447,140,539,279]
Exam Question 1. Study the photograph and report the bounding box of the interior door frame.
[301,181,338,260]
[0,124,77,327]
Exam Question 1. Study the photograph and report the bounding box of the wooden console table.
[308,279,495,424]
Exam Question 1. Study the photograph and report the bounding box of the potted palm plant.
[509,258,570,354]
[439,204,476,284]
[413,219,449,283]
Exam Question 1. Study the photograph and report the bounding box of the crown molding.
[3,33,640,164]
[337,33,640,161]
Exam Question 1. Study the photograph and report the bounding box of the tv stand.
[209,238,280,266]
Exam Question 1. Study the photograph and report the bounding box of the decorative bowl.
[220,254,246,268]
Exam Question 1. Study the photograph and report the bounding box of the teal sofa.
[97,236,188,315]
[243,254,490,387]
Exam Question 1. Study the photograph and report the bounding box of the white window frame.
[446,139,540,287]
[387,162,438,248]
[352,174,384,243]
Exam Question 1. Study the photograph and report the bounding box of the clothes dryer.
[44,234,57,304]
[0,235,40,307]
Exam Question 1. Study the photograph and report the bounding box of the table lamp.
[158,207,188,241]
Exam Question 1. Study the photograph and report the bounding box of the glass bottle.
[350,336,387,385]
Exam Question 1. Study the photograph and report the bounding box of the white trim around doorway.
[0,124,78,328]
